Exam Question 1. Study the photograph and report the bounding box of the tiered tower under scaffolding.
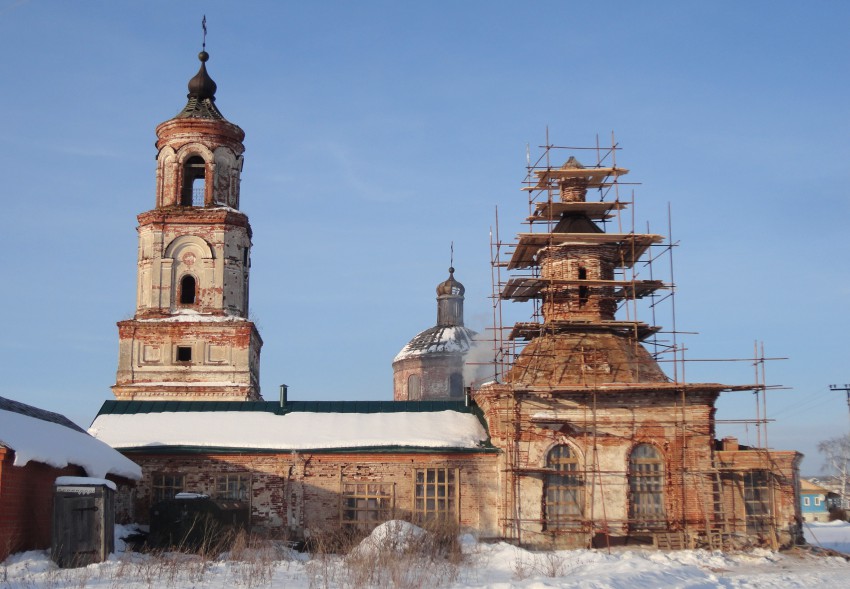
[471,136,802,550]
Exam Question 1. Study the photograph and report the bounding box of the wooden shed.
[51,478,115,567]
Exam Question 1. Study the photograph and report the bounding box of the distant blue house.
[800,479,840,522]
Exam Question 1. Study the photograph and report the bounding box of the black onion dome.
[436,267,465,296]
[176,51,226,121]
[188,51,217,98]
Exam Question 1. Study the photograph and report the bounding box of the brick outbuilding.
[0,397,140,560]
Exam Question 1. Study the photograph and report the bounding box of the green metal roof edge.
[97,399,478,416]
[113,444,500,455]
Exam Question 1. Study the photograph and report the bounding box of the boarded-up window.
[628,444,665,530]
[414,468,458,522]
[544,445,583,530]
[341,482,393,530]
[407,374,421,400]
[152,473,185,503]
[449,373,463,398]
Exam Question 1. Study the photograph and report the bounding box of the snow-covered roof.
[0,396,86,433]
[393,325,477,363]
[89,409,489,452]
[0,404,142,480]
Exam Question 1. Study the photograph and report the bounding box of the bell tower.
[112,49,262,401]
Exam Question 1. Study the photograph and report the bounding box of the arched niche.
[165,236,214,308]
[156,146,177,207]
[213,147,239,207]
[164,235,214,260]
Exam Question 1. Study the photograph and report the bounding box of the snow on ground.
[804,520,850,554]
[3,522,850,588]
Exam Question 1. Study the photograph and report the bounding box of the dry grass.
[2,520,468,589]
[304,519,465,589]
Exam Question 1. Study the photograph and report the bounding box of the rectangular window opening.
[215,473,251,502]
[743,470,772,534]
[341,482,394,531]
[414,468,458,523]
[152,473,185,503]
[176,346,192,362]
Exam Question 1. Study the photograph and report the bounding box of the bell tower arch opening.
[181,155,206,206]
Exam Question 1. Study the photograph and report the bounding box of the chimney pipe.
[280,384,288,409]
[464,386,472,407]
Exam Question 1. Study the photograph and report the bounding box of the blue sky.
[0,0,847,473]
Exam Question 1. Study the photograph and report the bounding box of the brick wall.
[538,245,617,321]
[473,383,802,549]
[0,448,85,560]
[392,355,466,401]
[119,450,501,541]
[715,447,802,546]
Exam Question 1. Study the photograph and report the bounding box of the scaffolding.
[470,134,797,550]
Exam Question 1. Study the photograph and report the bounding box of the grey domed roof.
[393,325,477,364]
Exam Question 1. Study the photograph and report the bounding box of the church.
[89,48,802,550]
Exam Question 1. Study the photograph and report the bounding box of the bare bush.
[305,519,464,589]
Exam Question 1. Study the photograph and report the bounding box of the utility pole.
[829,384,850,428]
[827,384,850,509]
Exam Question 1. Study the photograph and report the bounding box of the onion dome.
[394,267,476,363]
[188,51,217,98]
[176,51,226,121]
[436,267,465,296]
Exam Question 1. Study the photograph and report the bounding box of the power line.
[829,384,850,430]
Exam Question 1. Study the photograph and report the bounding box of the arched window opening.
[578,266,589,307]
[181,156,206,206]
[628,444,666,530]
[407,374,421,400]
[544,444,583,530]
[179,275,197,305]
[449,373,463,398]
